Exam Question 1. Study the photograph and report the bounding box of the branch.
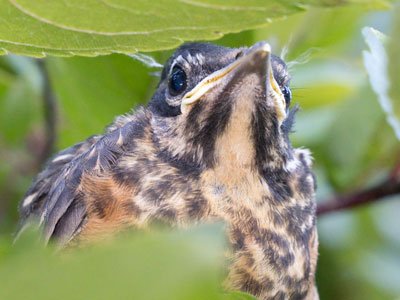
[36,59,57,165]
[317,162,400,215]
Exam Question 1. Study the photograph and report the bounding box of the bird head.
[148,42,295,172]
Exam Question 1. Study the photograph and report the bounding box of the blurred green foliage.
[46,55,157,148]
[0,3,400,300]
[0,224,257,300]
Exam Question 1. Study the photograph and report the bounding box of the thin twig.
[317,161,400,215]
[36,59,57,165]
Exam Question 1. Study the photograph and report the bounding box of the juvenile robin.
[18,42,318,300]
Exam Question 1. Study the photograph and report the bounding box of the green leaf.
[322,86,384,188]
[217,5,371,62]
[1,224,227,300]
[0,56,42,145]
[292,83,353,109]
[46,54,156,148]
[281,6,372,61]
[388,7,400,136]
[362,26,400,140]
[0,0,391,57]
[319,81,400,190]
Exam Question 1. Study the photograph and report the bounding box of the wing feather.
[17,108,150,247]
[16,135,101,238]
[42,120,145,245]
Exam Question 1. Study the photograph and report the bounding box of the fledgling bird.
[17,42,318,300]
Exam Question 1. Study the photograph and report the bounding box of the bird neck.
[213,99,291,175]
[201,148,316,300]
[150,101,291,175]
[213,98,256,171]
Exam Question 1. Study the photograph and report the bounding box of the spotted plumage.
[17,42,318,300]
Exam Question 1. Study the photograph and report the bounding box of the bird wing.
[16,135,101,237]
[40,121,141,247]
[16,108,150,247]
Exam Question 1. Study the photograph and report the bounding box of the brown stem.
[36,59,57,165]
[317,163,400,215]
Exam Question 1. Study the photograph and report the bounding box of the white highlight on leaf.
[362,26,400,141]
[128,53,163,68]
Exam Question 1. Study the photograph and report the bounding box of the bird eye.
[282,86,292,108]
[168,66,187,96]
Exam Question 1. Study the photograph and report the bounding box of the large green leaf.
[1,224,227,300]
[0,0,390,57]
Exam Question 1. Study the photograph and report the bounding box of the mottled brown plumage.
[17,42,318,300]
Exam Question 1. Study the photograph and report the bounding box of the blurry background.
[0,5,399,300]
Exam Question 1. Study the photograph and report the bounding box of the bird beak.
[180,42,287,122]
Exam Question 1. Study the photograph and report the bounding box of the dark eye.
[168,66,187,96]
[282,86,292,108]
